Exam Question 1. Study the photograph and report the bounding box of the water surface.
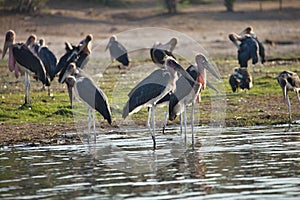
[0,125,299,199]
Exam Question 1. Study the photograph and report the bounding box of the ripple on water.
[0,125,300,199]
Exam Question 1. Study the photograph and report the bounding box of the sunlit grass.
[0,56,299,127]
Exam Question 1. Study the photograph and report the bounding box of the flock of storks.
[228,26,300,122]
[2,27,300,148]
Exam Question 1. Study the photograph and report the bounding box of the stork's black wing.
[168,65,198,120]
[12,44,50,86]
[123,69,171,118]
[125,83,167,117]
[110,41,129,66]
[38,47,57,81]
[238,37,258,67]
[150,48,176,65]
[76,77,112,124]
[76,52,89,69]
[116,53,129,66]
[57,50,78,83]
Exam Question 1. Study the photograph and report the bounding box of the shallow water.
[0,125,300,199]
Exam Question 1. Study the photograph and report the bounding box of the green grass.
[0,56,299,128]
[0,92,74,125]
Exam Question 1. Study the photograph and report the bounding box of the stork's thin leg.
[191,101,195,150]
[183,104,187,135]
[87,107,91,143]
[283,86,292,121]
[147,107,151,131]
[151,105,156,149]
[162,110,168,134]
[92,109,96,142]
[180,113,183,134]
[286,94,292,121]
[296,90,300,104]
[48,86,51,96]
[183,103,187,145]
[67,86,73,107]
[25,71,30,104]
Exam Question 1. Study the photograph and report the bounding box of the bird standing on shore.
[57,34,93,83]
[2,30,49,104]
[229,26,265,68]
[277,71,300,121]
[25,35,58,96]
[150,37,177,66]
[105,35,129,68]
[229,67,253,92]
[34,38,58,82]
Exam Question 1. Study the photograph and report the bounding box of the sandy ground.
[0,0,300,146]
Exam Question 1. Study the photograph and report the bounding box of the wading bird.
[122,56,195,149]
[105,35,129,68]
[61,62,112,142]
[150,37,177,66]
[229,67,253,92]
[2,30,49,104]
[159,54,221,147]
[277,71,300,121]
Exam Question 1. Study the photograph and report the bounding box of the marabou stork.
[150,37,177,66]
[229,67,253,92]
[122,56,195,149]
[277,71,300,121]
[25,35,58,96]
[55,35,93,106]
[159,54,221,146]
[57,34,93,84]
[61,62,112,142]
[229,26,265,68]
[105,35,129,67]
[34,38,58,82]
[2,30,49,104]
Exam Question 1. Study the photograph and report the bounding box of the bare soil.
[0,0,300,146]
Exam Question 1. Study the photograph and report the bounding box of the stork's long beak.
[78,45,84,54]
[2,40,11,59]
[60,70,68,84]
[172,60,196,84]
[206,80,220,93]
[60,63,79,83]
[204,61,221,80]
[78,41,86,54]
[158,39,176,52]
[105,41,110,52]
[196,55,221,80]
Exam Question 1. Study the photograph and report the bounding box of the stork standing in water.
[122,56,195,149]
[2,30,49,104]
[150,37,177,66]
[105,35,129,68]
[61,63,112,142]
[159,54,221,147]
[277,71,300,121]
